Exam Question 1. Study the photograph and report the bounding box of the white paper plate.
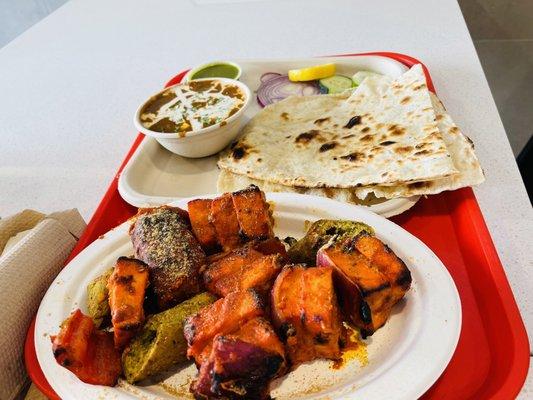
[118,56,420,218]
[35,193,460,400]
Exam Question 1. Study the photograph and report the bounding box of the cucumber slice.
[318,75,354,94]
[351,71,383,86]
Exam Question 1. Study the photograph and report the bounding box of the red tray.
[24,52,530,399]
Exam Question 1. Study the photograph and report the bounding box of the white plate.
[118,56,420,218]
[35,193,460,400]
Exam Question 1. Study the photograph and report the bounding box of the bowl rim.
[133,77,251,139]
[182,60,242,82]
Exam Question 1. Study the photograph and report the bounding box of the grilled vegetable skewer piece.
[287,219,374,264]
[122,292,216,383]
[130,206,206,310]
[87,268,113,328]
[107,257,149,349]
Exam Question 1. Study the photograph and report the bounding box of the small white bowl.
[183,60,242,82]
[134,78,251,158]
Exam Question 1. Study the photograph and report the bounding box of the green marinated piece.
[288,220,374,265]
[87,268,113,328]
[122,292,216,383]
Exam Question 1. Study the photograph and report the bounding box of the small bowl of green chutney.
[184,61,242,82]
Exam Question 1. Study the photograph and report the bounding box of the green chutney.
[191,63,240,79]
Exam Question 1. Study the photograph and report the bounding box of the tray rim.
[24,52,530,400]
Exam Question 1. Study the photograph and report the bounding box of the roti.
[218,65,458,189]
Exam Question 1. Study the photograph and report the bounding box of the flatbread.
[218,65,457,188]
[217,169,387,206]
[217,93,484,200]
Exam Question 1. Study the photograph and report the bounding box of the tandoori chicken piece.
[210,193,242,251]
[188,199,221,254]
[107,257,149,349]
[271,264,342,366]
[231,185,274,241]
[184,289,265,365]
[206,237,287,265]
[317,233,410,337]
[130,206,206,310]
[203,242,284,297]
[191,317,286,400]
[353,233,412,304]
[51,309,122,386]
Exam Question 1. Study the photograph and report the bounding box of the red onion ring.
[257,74,320,107]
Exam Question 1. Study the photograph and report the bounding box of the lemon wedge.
[288,63,336,82]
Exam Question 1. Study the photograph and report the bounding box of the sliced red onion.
[257,75,320,107]
[260,72,282,83]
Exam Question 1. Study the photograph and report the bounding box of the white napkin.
[0,209,86,400]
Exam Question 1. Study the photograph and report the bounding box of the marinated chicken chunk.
[271,264,342,366]
[107,257,149,349]
[203,242,284,297]
[188,199,221,254]
[130,206,206,310]
[51,309,122,386]
[191,317,286,400]
[231,185,274,241]
[184,289,265,365]
[210,194,242,251]
[317,233,411,336]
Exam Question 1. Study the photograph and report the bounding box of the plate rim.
[35,192,461,400]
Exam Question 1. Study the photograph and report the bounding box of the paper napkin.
[0,209,86,400]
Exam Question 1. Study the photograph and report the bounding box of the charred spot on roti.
[360,134,373,142]
[449,126,460,134]
[435,114,444,121]
[295,130,320,144]
[344,116,362,129]
[413,83,427,91]
[281,112,290,120]
[394,146,414,154]
[414,150,431,156]
[319,142,338,152]
[340,152,364,162]
[231,144,251,160]
[333,123,339,128]
[342,134,355,139]
[285,135,291,139]
[400,96,411,105]
[314,117,330,125]
[257,158,262,162]
[466,136,475,148]
[376,123,384,129]
[380,141,396,146]
[361,127,371,133]
[390,126,406,136]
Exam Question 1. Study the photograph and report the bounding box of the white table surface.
[0,0,531,396]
